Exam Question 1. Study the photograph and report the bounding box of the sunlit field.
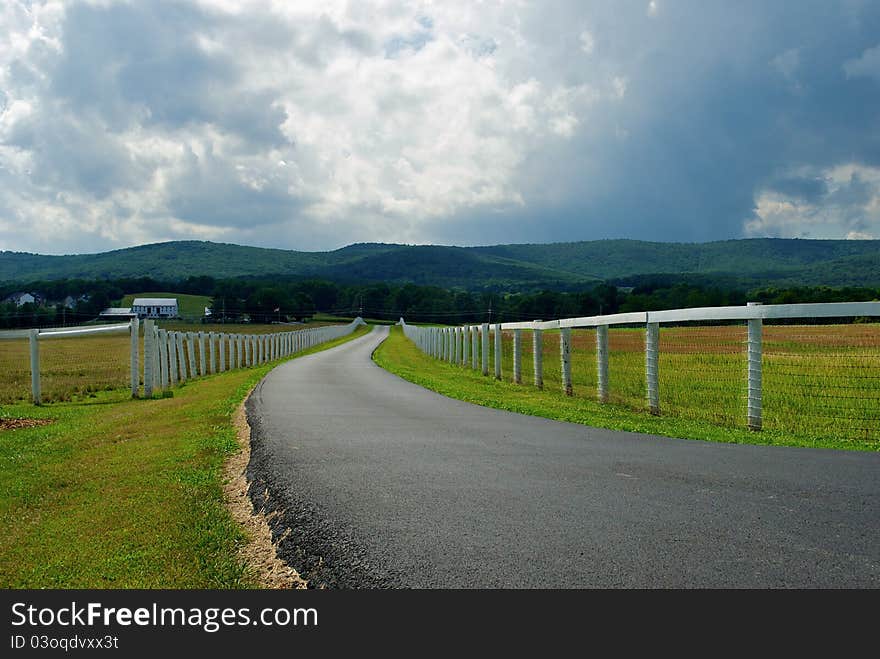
[0,321,344,404]
[474,322,880,443]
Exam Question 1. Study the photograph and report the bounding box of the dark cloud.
[51,2,289,145]
[166,145,306,229]
[2,1,880,254]
[486,0,880,244]
[765,176,829,203]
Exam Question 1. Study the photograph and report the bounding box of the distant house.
[131,298,179,319]
[3,292,36,307]
[99,307,137,320]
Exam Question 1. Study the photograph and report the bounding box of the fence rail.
[1,318,366,404]
[400,301,880,441]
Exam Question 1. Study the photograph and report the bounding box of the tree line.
[1,275,878,329]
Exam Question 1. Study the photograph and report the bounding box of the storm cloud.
[1,0,879,254]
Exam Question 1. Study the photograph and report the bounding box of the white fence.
[140,318,366,397]
[1,318,365,404]
[400,301,880,439]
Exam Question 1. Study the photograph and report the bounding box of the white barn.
[132,297,179,319]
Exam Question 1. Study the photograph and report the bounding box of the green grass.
[374,326,879,452]
[119,292,212,318]
[0,324,371,588]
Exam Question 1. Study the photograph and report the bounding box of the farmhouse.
[131,297,179,319]
[3,291,37,306]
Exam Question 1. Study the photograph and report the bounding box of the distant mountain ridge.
[1,238,879,290]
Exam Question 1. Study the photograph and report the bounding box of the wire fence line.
[400,301,880,442]
[0,318,366,404]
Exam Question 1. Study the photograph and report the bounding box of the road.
[245,325,880,588]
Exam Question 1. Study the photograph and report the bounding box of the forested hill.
[1,238,879,290]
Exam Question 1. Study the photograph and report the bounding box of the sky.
[1,0,879,255]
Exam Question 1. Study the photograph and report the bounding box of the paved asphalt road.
[246,326,879,588]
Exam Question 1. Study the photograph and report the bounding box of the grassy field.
[0,324,371,588]
[375,325,880,451]
[0,321,345,404]
[0,332,133,404]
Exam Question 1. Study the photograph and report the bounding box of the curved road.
[246,326,879,588]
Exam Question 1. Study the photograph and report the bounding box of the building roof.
[132,298,178,306]
[100,307,136,316]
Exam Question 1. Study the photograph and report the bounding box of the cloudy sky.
[1,0,879,255]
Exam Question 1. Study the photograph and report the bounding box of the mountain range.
[1,238,879,290]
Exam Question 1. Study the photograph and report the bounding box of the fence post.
[460,327,465,365]
[533,324,543,390]
[747,302,763,431]
[143,320,155,398]
[597,325,609,403]
[219,333,226,372]
[560,327,572,396]
[177,332,187,382]
[461,326,467,364]
[199,332,207,376]
[513,329,522,384]
[494,323,502,380]
[646,322,660,415]
[29,328,41,404]
[209,332,216,373]
[168,332,178,387]
[152,324,161,393]
[187,332,197,377]
[130,317,139,398]
[157,329,168,391]
[481,323,489,376]
[471,326,478,370]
